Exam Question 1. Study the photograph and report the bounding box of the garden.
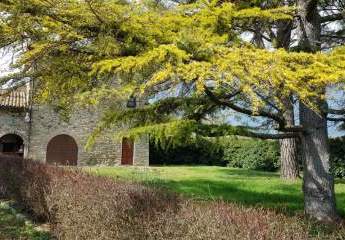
[0,0,345,239]
[1,152,345,239]
[1,128,345,239]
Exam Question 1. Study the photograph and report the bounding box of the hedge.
[0,155,333,239]
[151,137,280,171]
[330,137,345,178]
[151,136,345,177]
[220,136,345,175]
[150,138,224,166]
[221,137,280,171]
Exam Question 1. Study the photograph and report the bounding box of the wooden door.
[46,135,78,166]
[121,138,134,165]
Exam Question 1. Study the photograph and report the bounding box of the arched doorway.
[121,138,134,165]
[46,134,78,166]
[0,134,24,157]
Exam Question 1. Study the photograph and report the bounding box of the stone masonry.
[0,87,149,166]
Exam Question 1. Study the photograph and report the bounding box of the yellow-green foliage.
[0,0,344,143]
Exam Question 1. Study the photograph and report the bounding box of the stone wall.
[133,135,150,166]
[0,110,30,156]
[0,105,149,166]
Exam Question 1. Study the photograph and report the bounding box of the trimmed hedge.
[0,156,336,239]
[150,137,279,171]
[221,137,280,171]
[150,138,225,166]
[151,136,345,176]
[330,137,345,178]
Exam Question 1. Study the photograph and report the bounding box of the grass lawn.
[88,166,345,216]
[0,201,50,240]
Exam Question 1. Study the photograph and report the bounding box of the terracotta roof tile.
[0,90,29,109]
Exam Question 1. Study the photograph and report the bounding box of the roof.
[0,89,29,110]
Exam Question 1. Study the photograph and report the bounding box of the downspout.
[25,79,34,159]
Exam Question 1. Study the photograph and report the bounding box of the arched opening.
[46,134,78,166]
[121,138,134,165]
[0,134,24,157]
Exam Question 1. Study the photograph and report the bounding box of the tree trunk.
[280,99,299,180]
[300,104,338,222]
[280,138,299,180]
[296,0,339,222]
[275,7,299,180]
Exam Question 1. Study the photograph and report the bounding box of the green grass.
[0,201,50,240]
[88,166,345,216]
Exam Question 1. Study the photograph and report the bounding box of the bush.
[221,137,280,171]
[0,156,342,239]
[150,137,279,171]
[150,138,225,166]
[329,137,345,178]
[151,135,345,175]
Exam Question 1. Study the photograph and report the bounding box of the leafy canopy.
[0,0,344,145]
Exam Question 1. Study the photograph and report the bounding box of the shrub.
[0,156,343,239]
[150,138,225,166]
[221,137,280,171]
[150,137,280,171]
[329,137,345,178]
[150,135,345,175]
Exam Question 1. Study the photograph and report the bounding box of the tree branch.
[204,87,285,126]
[253,89,281,113]
[196,122,300,139]
[321,34,345,40]
[327,117,345,122]
[245,131,299,139]
[327,108,345,115]
[85,0,105,24]
[280,126,305,132]
[321,13,345,23]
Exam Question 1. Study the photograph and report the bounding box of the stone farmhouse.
[0,83,149,166]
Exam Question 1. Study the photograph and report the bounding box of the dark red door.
[121,138,134,165]
[46,135,78,166]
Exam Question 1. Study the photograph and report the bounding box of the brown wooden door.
[46,135,78,166]
[121,138,134,165]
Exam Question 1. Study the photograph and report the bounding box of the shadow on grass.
[145,177,345,217]
[0,201,50,240]
[150,179,303,215]
[217,168,280,178]
[91,166,345,217]
[335,179,345,184]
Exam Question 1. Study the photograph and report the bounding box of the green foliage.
[86,97,257,148]
[150,135,279,171]
[0,201,50,240]
[150,137,225,166]
[221,137,280,171]
[329,137,345,179]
